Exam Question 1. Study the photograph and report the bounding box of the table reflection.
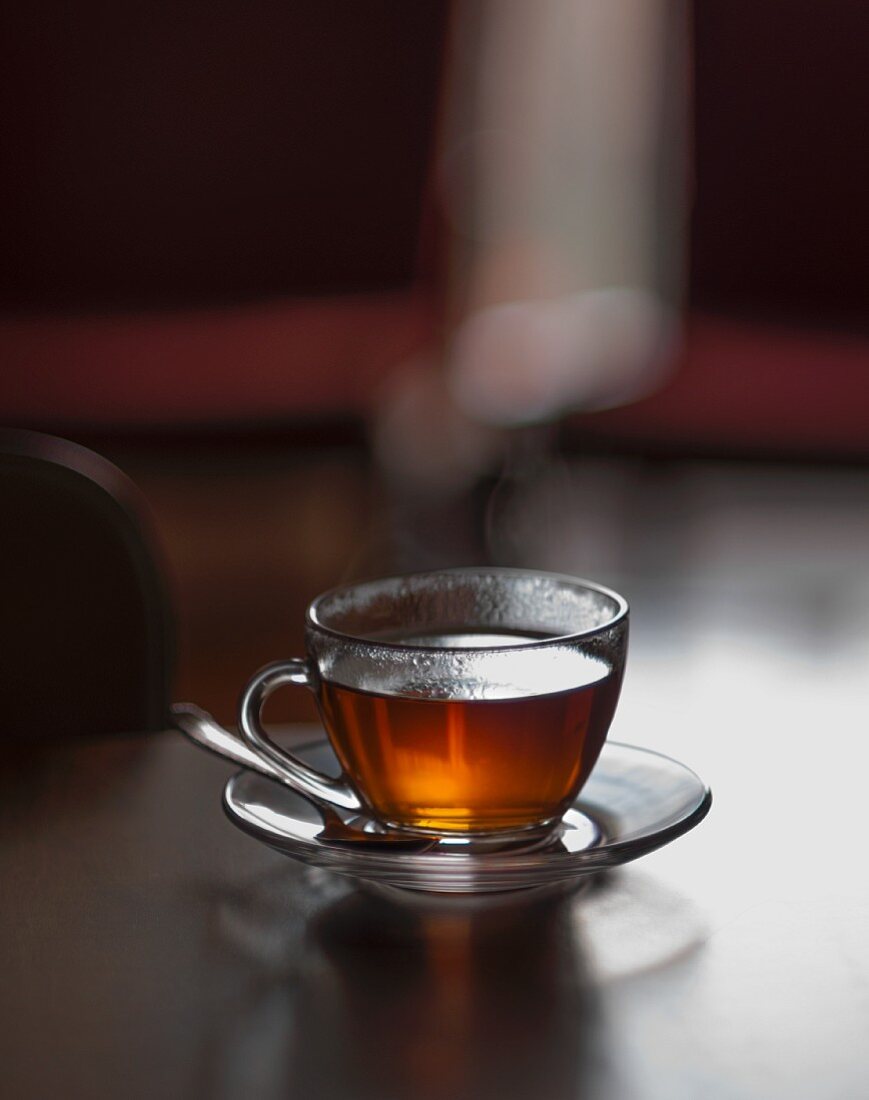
[208,872,597,1100]
[205,862,708,1100]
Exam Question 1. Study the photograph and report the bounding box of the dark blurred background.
[1,0,867,725]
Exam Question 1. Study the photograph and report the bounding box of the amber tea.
[318,631,622,833]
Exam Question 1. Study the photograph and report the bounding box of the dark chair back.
[0,431,174,738]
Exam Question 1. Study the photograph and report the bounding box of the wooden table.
[3,460,868,1099]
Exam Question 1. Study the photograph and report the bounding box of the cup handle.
[238,659,362,812]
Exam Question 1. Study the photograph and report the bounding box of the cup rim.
[306,566,629,652]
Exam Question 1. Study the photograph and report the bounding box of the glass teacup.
[239,568,628,838]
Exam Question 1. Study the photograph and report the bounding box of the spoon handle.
[171,702,285,781]
[173,702,438,851]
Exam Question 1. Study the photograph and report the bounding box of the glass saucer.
[222,740,712,894]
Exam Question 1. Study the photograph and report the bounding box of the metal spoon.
[171,703,438,852]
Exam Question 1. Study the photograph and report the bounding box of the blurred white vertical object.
[443,0,688,424]
[374,1,688,484]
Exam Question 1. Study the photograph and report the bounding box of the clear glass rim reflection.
[306,566,629,652]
